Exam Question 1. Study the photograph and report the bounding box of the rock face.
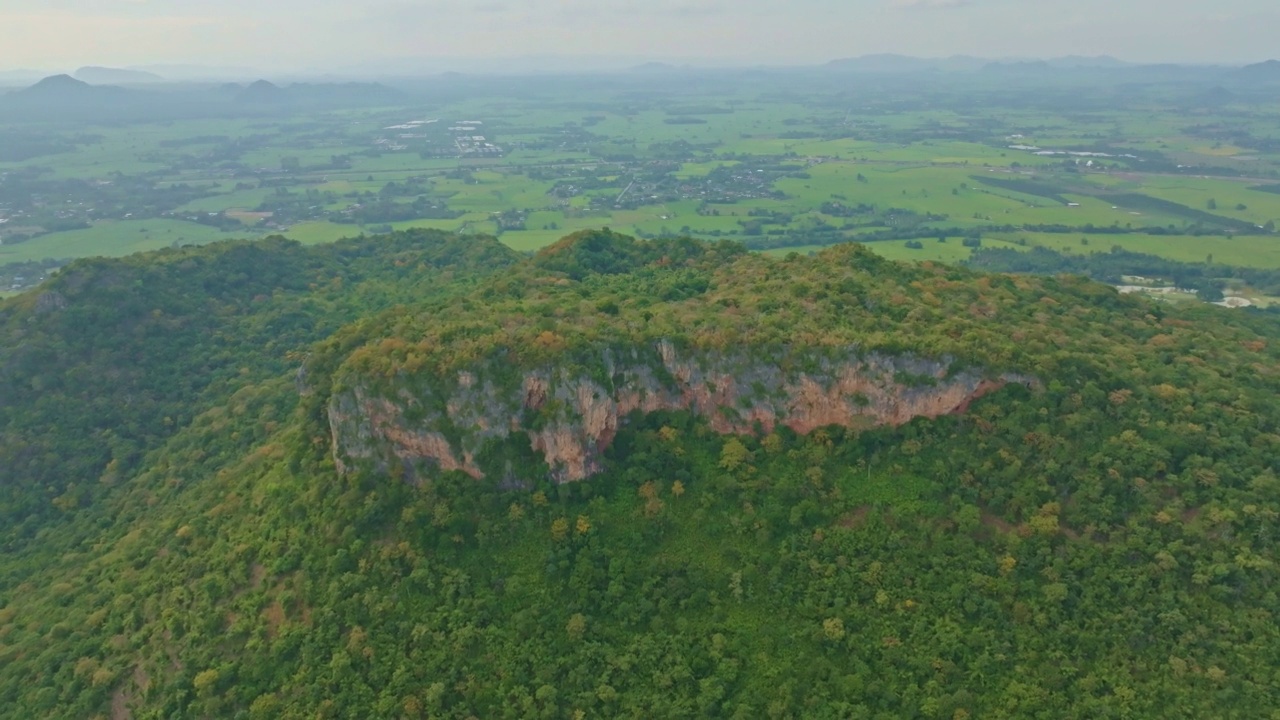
[328,342,1036,483]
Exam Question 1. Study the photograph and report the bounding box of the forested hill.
[0,230,520,544]
[2,229,1280,718]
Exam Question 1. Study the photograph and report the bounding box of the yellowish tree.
[551,517,569,541]
[566,613,586,639]
[720,438,751,472]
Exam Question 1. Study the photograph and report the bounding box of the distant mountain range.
[128,63,261,81]
[13,74,128,99]
[1238,59,1280,79]
[235,79,289,104]
[225,79,404,105]
[0,74,404,121]
[1,55,1277,119]
[73,66,165,85]
[823,54,985,73]
[814,54,1280,87]
[4,55,1279,85]
[822,53,1143,73]
[822,54,1150,74]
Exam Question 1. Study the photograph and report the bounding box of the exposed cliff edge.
[328,342,1037,483]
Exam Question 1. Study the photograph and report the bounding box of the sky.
[0,0,1276,73]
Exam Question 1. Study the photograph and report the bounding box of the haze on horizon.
[0,0,1276,74]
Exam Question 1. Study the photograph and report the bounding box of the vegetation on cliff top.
[0,229,519,541]
[1,228,1279,718]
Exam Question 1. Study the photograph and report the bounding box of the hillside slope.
[0,230,519,543]
[1,230,1279,718]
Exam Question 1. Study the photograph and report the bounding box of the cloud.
[0,0,1274,70]
[363,0,730,20]
[892,0,973,9]
[0,11,230,67]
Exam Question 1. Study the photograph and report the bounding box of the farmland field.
[3,68,1280,298]
[986,231,1280,268]
[0,219,236,265]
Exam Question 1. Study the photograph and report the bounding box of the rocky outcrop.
[328,342,1036,483]
[33,291,67,314]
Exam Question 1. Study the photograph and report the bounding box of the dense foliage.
[2,229,1279,718]
[0,230,518,543]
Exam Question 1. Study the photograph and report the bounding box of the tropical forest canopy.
[0,228,1278,719]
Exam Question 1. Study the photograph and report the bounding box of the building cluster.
[567,162,790,210]
[372,118,504,158]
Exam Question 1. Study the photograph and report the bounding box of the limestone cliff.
[328,342,1036,483]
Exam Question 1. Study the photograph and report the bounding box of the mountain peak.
[26,74,90,90]
[73,66,165,85]
[1241,59,1280,71]
[236,79,287,103]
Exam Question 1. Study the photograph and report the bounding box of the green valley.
[6,66,1280,300]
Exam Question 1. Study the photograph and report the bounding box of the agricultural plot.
[285,222,365,245]
[176,188,275,214]
[857,239,980,264]
[988,231,1280,269]
[0,219,236,265]
[2,71,1280,293]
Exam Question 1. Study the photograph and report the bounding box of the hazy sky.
[1,0,1276,72]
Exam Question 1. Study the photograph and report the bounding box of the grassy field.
[0,220,240,264]
[1116,177,1280,227]
[177,189,275,213]
[280,215,481,243]
[283,222,362,245]
[862,239,982,264]
[498,230,570,252]
[990,231,1280,268]
[772,232,1280,270]
[761,245,828,258]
